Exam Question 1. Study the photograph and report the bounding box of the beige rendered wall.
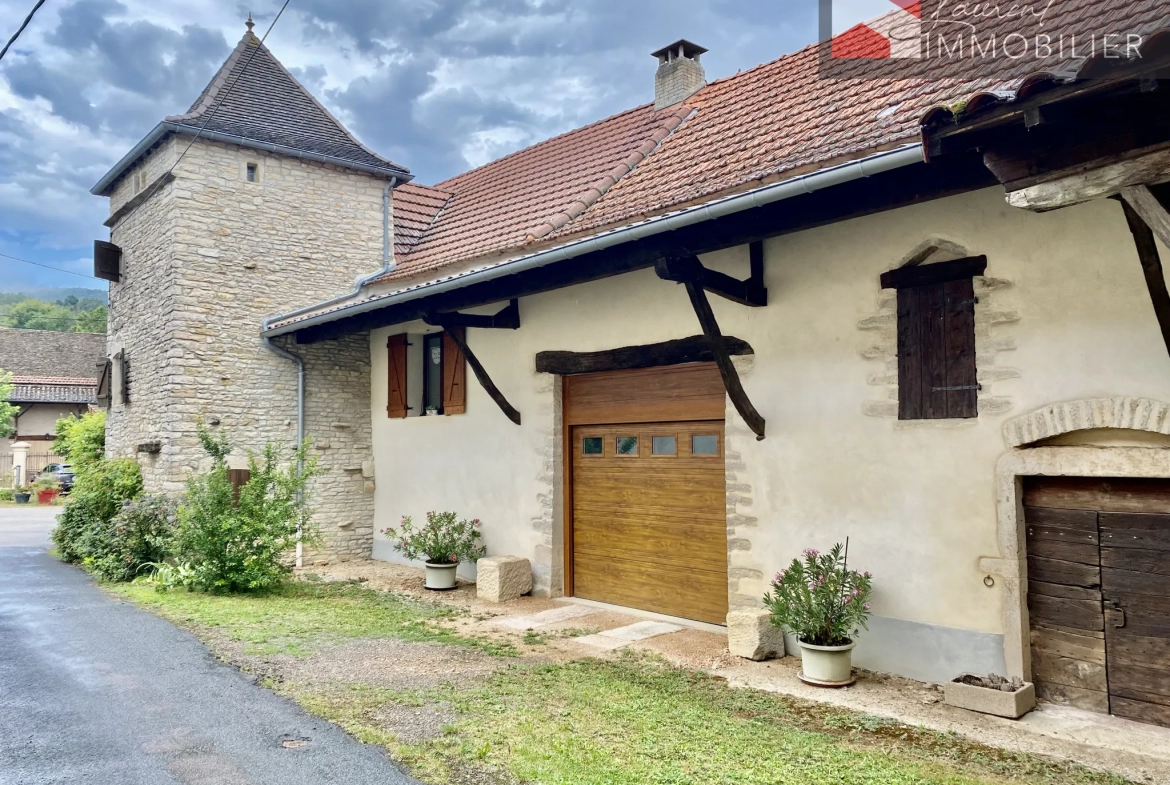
[369,187,1170,679]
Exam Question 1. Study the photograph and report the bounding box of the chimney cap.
[651,39,708,62]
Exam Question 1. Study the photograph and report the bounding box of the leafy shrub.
[167,426,320,593]
[52,458,143,565]
[763,542,873,647]
[55,410,106,468]
[0,488,13,501]
[382,511,486,565]
[88,495,177,582]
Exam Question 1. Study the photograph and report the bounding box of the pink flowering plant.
[381,511,486,566]
[763,541,873,647]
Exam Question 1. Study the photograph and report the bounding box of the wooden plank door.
[1100,511,1170,728]
[570,422,728,624]
[1024,504,1109,712]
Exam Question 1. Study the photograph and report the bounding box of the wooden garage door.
[1025,478,1170,728]
[565,364,728,625]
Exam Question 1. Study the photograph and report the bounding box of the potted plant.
[32,476,61,505]
[381,511,487,590]
[425,405,439,417]
[763,541,873,687]
[944,673,1036,719]
[13,486,31,504]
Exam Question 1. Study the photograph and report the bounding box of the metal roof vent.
[652,39,708,111]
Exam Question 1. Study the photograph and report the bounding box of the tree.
[73,306,108,333]
[0,371,16,438]
[4,299,74,331]
[55,410,106,467]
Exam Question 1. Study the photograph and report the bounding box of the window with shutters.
[880,256,986,421]
[386,330,467,419]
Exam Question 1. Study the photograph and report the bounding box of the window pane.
[424,334,443,412]
[692,434,719,455]
[652,436,676,455]
[616,436,638,456]
[582,437,603,455]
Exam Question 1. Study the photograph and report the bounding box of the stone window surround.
[859,238,1020,423]
[982,397,1170,681]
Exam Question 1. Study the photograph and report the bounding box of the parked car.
[38,464,75,493]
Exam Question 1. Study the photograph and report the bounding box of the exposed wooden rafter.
[536,335,753,376]
[1117,194,1170,360]
[427,301,523,425]
[654,245,767,307]
[655,253,766,440]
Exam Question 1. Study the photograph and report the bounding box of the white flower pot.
[798,639,856,686]
[425,562,458,591]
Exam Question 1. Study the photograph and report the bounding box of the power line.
[0,0,47,63]
[0,252,100,280]
[168,1,292,179]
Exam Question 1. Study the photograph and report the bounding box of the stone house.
[0,328,104,480]
[95,11,1170,727]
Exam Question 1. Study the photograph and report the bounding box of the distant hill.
[0,286,109,305]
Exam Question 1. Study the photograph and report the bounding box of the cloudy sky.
[0,0,832,292]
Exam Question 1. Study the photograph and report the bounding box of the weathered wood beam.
[442,327,522,425]
[880,256,987,290]
[536,335,753,376]
[654,255,767,307]
[1118,197,1170,360]
[678,276,766,440]
[1121,185,1170,250]
[425,299,520,330]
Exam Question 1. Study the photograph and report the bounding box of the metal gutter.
[91,121,412,196]
[263,143,926,338]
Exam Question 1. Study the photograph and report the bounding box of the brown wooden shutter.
[442,328,467,415]
[897,280,977,420]
[119,353,131,405]
[96,359,112,409]
[386,334,408,418]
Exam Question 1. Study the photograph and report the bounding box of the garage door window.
[652,436,677,455]
[582,437,603,456]
[692,434,719,456]
[616,436,638,456]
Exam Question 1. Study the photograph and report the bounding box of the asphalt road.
[0,506,422,785]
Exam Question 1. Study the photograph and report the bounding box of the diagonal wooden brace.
[439,325,522,425]
[1118,194,1170,361]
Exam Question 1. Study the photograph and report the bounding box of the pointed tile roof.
[93,25,409,195]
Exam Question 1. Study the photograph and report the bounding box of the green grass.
[108,580,517,657]
[298,656,1134,785]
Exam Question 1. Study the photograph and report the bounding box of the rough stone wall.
[105,137,389,560]
[529,372,564,597]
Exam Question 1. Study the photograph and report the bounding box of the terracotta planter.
[14,493,31,504]
[798,639,856,686]
[425,562,458,590]
[37,489,60,505]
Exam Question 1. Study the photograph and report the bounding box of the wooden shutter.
[442,328,467,415]
[93,240,122,283]
[119,353,131,405]
[897,280,978,420]
[386,334,408,418]
[96,359,112,409]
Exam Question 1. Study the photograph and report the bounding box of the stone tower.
[91,23,412,560]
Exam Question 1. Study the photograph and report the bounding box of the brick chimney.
[652,39,708,110]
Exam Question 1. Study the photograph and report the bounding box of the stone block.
[727,608,785,661]
[477,556,533,603]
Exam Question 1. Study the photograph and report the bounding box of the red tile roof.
[267,2,1165,329]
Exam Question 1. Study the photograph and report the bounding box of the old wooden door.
[1025,478,1170,727]
[564,364,728,625]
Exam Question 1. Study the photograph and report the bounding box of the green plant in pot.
[31,476,61,504]
[13,486,31,504]
[382,511,486,590]
[763,540,872,687]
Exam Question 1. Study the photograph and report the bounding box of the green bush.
[0,488,13,501]
[167,426,321,593]
[55,410,106,468]
[89,495,177,582]
[52,458,143,565]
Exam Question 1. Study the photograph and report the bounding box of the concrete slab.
[575,621,683,650]
[493,604,599,631]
